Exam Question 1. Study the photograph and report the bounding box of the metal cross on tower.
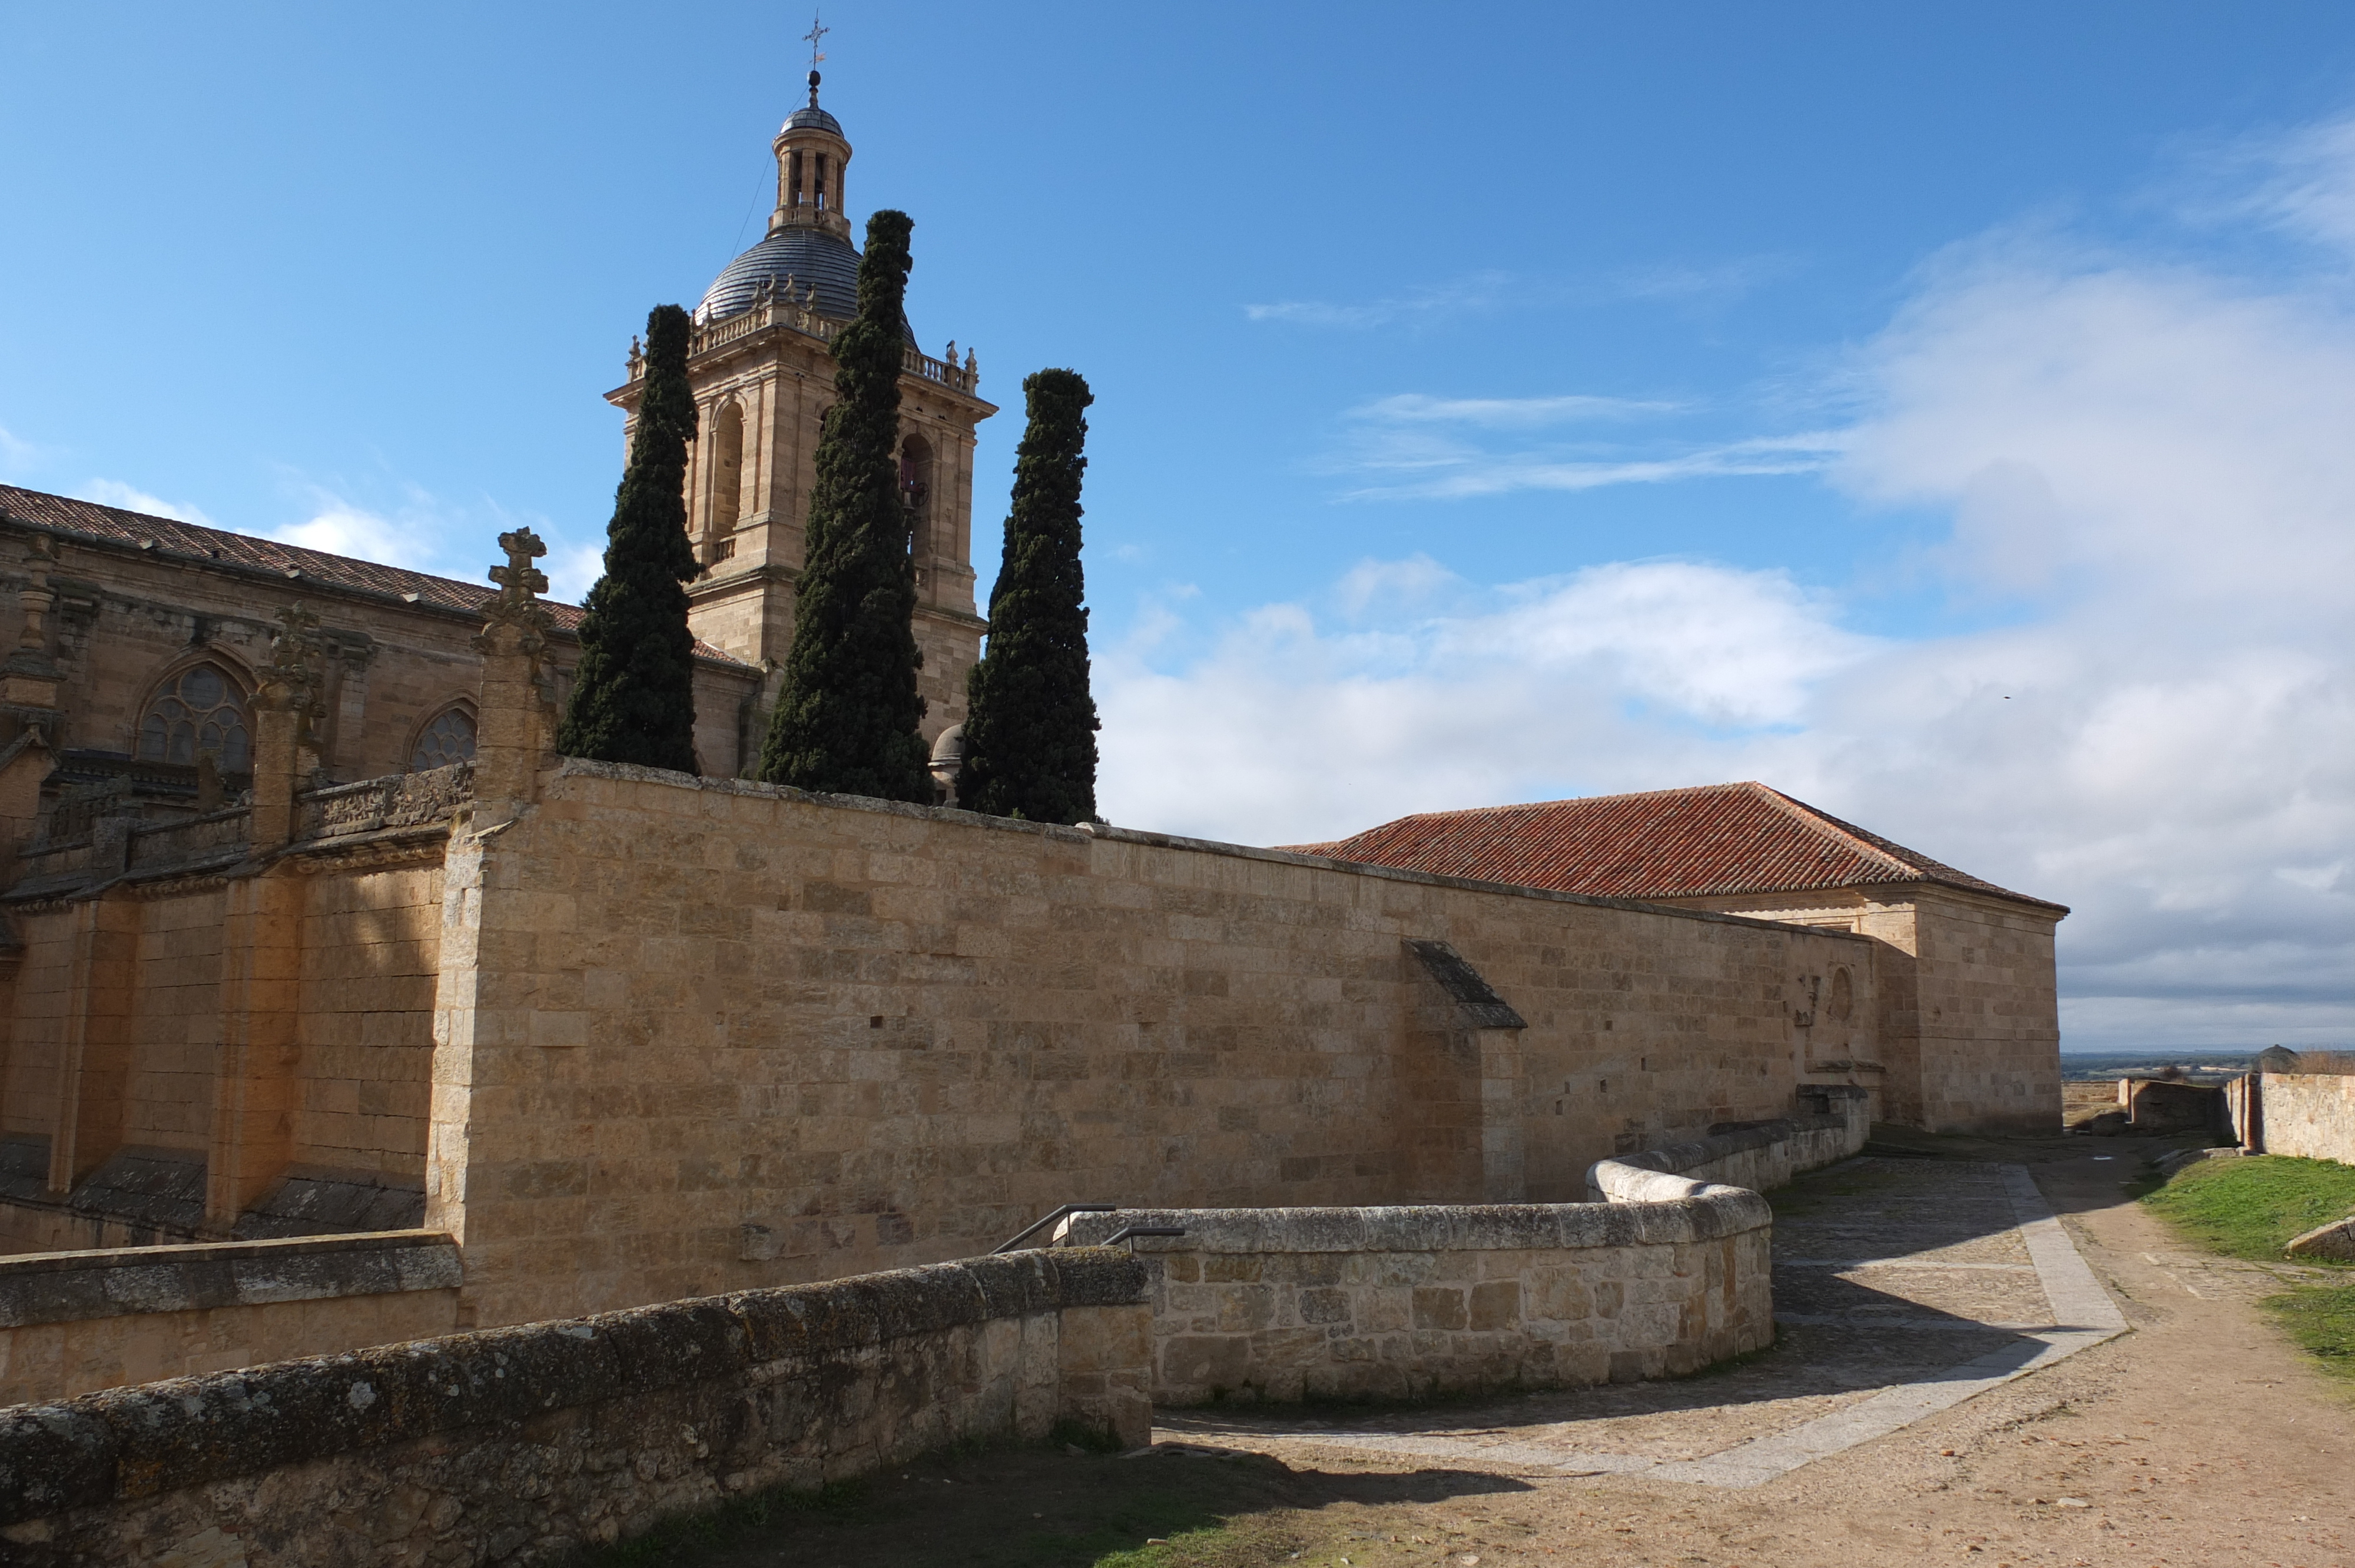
[802,11,828,72]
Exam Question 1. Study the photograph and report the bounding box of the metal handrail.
[1100,1225,1186,1249]
[990,1203,1117,1255]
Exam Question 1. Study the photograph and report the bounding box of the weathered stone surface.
[2284,1215,2355,1262]
[0,1250,1149,1565]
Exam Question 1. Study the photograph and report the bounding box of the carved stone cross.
[490,528,549,607]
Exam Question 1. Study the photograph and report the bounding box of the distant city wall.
[1062,1108,1865,1403]
[0,1249,1149,1568]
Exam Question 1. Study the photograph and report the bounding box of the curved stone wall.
[1065,1103,1866,1404]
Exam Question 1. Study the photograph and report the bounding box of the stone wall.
[2233,1072,2355,1164]
[0,1248,1149,1568]
[1660,885,2064,1134]
[430,759,1881,1330]
[1060,1111,1863,1404]
[0,1230,460,1407]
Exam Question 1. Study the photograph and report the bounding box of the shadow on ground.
[574,1444,1530,1567]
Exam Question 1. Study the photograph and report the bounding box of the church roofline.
[0,485,757,673]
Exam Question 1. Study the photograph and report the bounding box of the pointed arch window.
[410,706,477,771]
[137,662,251,770]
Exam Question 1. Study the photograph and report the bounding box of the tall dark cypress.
[758,210,933,800]
[555,304,701,772]
[960,368,1100,824]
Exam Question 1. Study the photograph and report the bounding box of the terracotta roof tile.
[0,484,751,667]
[1287,782,2065,912]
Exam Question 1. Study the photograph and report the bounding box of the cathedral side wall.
[293,864,444,1178]
[434,765,1869,1330]
[123,887,227,1153]
[2,533,763,785]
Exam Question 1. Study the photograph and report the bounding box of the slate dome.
[695,227,864,323]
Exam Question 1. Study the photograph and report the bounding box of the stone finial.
[473,528,557,821]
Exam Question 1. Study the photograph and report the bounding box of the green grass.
[2140,1155,2355,1261]
[2263,1284,2355,1387]
[2144,1154,2355,1395]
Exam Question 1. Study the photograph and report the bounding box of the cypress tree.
[960,368,1100,824]
[555,303,701,773]
[758,210,933,801]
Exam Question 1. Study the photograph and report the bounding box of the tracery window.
[410,707,477,770]
[137,663,251,770]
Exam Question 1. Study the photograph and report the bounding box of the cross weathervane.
[803,11,828,71]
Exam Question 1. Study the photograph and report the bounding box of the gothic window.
[410,707,477,770]
[137,663,251,770]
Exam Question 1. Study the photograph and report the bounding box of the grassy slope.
[2143,1155,2355,1386]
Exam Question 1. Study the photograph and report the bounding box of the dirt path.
[1165,1140,2355,1566]
[655,1138,2355,1567]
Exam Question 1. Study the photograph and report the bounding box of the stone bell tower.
[606,69,995,762]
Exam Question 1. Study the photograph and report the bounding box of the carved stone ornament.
[476,528,553,657]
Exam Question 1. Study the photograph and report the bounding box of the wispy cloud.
[76,479,218,529]
[1243,271,1509,330]
[1614,254,1802,305]
[0,425,37,472]
[1351,393,1683,427]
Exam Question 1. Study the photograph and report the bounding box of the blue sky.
[4,3,2351,1051]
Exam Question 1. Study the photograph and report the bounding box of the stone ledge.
[0,1247,1145,1524]
[0,1231,460,1330]
[542,757,1878,943]
[1064,1193,1772,1255]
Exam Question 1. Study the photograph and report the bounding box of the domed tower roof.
[692,69,913,341]
[696,228,863,323]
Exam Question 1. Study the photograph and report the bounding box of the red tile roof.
[1285,781,2065,912]
[0,484,750,667]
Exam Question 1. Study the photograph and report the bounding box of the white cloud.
[77,479,217,529]
[0,425,37,472]
[1244,272,1509,330]
[546,540,605,605]
[1102,119,2355,1051]
[2246,112,2355,258]
[266,503,443,573]
[1353,393,1683,427]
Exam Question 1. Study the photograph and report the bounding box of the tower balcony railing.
[630,295,980,395]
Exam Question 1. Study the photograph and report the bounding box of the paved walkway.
[1159,1158,2128,1490]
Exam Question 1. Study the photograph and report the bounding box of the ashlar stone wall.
[430,760,1879,1334]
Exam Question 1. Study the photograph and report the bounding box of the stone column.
[46,895,140,1195]
[248,604,326,851]
[0,537,65,852]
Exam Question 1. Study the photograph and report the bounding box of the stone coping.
[1063,1189,1771,1255]
[1595,1110,1854,1185]
[0,1231,460,1330]
[0,1247,1144,1523]
[545,758,1878,944]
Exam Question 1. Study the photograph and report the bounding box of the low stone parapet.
[1065,1103,1865,1405]
[0,1248,1149,1566]
[0,1231,463,1408]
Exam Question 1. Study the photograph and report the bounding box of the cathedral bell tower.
[606,69,996,764]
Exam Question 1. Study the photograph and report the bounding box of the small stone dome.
[782,103,843,137]
[928,723,965,769]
